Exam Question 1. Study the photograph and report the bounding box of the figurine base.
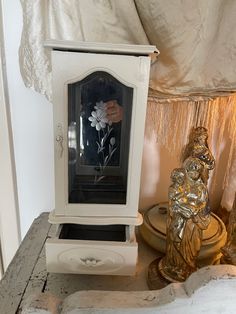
[147,257,189,290]
[147,257,171,290]
[157,258,187,283]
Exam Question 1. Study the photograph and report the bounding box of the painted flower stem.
[89,102,117,183]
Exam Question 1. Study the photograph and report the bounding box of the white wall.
[2,0,54,238]
[0,0,21,271]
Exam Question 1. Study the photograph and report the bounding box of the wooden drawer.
[46,224,138,276]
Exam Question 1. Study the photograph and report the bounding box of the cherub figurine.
[160,157,210,282]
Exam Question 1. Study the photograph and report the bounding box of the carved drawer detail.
[58,247,125,274]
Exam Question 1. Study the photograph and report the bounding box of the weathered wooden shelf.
[1,213,236,314]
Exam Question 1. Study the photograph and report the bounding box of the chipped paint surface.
[1,213,236,314]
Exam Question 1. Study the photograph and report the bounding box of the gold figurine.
[159,157,210,282]
[147,127,216,288]
[182,127,215,184]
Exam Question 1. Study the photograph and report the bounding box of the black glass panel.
[68,71,133,204]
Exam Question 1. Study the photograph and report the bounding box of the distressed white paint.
[21,293,61,314]
[20,265,236,314]
[59,265,236,314]
[0,213,51,314]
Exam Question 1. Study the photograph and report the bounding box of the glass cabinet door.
[68,71,133,205]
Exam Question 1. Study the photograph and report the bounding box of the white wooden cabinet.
[45,40,158,275]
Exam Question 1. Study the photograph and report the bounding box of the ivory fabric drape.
[19,0,149,99]
[19,0,236,211]
[135,0,236,96]
[19,0,236,99]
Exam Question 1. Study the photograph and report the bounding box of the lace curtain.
[19,0,236,211]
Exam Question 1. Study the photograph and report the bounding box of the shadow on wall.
[139,134,180,211]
